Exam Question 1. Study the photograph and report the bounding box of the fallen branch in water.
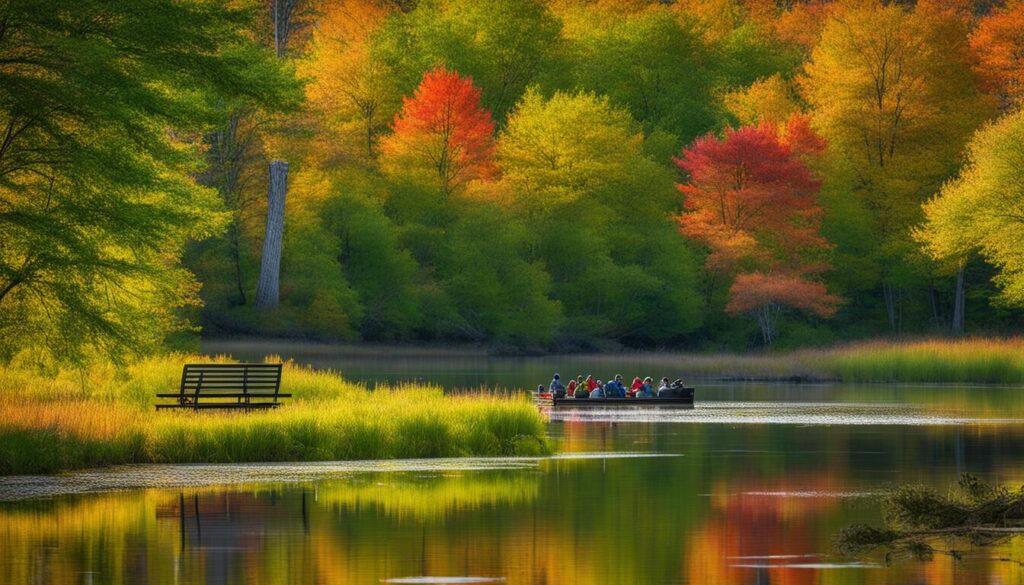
[837,474,1024,563]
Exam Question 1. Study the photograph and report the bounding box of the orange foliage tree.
[970,0,1024,109]
[676,116,840,343]
[379,67,498,196]
[301,0,398,164]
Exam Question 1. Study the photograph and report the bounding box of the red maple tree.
[380,67,498,195]
[675,115,839,343]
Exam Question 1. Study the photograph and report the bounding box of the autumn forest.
[5,0,1024,362]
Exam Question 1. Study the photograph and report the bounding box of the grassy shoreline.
[670,338,1024,384]
[3,338,1021,475]
[207,337,1024,385]
[0,356,550,475]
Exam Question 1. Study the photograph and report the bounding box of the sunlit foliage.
[0,0,300,363]
[676,117,838,343]
[917,111,1024,305]
[7,0,1024,355]
[970,1,1024,108]
[500,90,703,344]
[380,67,498,196]
[801,0,994,332]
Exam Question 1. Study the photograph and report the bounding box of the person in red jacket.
[585,375,598,392]
[629,377,643,397]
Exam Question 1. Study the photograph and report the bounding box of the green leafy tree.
[321,173,424,340]
[558,4,718,142]
[0,0,300,363]
[916,111,1024,308]
[278,219,365,339]
[498,89,641,212]
[498,90,703,344]
[436,204,562,345]
[371,0,562,122]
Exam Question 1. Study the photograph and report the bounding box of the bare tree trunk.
[272,0,299,57]
[228,222,246,305]
[883,283,902,335]
[952,264,966,336]
[928,285,941,330]
[756,303,777,345]
[255,160,288,309]
[273,0,281,56]
[883,284,896,332]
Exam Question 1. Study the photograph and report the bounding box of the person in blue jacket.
[636,377,655,398]
[604,374,627,398]
[550,373,566,398]
[589,380,606,399]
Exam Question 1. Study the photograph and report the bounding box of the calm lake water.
[5,341,1024,584]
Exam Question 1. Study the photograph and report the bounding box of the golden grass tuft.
[0,354,550,475]
[822,338,1024,384]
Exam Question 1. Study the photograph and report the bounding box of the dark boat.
[538,387,695,407]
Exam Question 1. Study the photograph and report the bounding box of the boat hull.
[541,388,695,407]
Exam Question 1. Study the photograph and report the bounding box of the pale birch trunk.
[254,0,296,310]
[254,160,287,309]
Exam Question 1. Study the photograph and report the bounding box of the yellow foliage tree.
[300,0,399,165]
[916,111,1024,306]
[724,74,799,126]
[801,0,994,330]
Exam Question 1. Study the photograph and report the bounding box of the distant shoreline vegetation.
[677,338,1024,385]
[206,336,1024,385]
[0,357,550,476]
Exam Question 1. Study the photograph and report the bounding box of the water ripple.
[730,562,882,569]
[0,452,677,501]
[548,401,1023,425]
[381,578,506,584]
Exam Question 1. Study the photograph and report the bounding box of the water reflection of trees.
[315,471,540,521]
[8,422,1024,584]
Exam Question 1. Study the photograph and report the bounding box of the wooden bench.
[156,363,290,410]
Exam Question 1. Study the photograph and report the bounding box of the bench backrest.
[179,363,283,399]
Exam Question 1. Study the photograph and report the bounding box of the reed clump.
[821,338,1024,384]
[0,355,550,475]
[836,474,1024,562]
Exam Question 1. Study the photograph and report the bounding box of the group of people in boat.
[538,373,688,399]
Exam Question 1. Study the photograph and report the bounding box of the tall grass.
[671,338,1024,384]
[820,338,1024,384]
[0,355,550,475]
